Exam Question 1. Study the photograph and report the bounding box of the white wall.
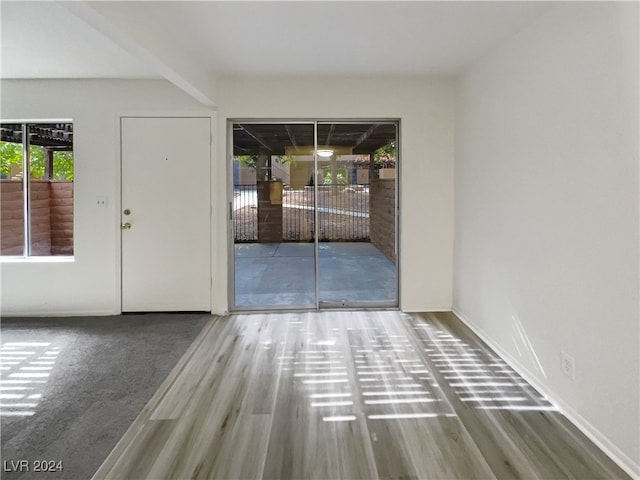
[214,77,455,313]
[0,77,454,316]
[454,2,639,475]
[0,79,211,315]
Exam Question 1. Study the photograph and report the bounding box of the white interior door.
[121,117,211,312]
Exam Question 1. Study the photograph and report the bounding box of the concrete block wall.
[0,180,73,256]
[50,182,74,255]
[0,181,25,255]
[370,178,396,263]
[30,181,52,255]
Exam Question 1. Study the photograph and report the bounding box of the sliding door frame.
[227,118,400,312]
[227,119,317,312]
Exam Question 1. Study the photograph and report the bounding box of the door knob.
[121,222,132,230]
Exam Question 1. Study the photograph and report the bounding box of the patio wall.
[50,182,74,255]
[0,181,24,255]
[0,179,73,255]
[370,178,395,263]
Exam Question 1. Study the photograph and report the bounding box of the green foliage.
[52,151,74,180]
[0,141,22,178]
[375,141,396,163]
[276,155,296,166]
[27,146,44,178]
[353,141,397,165]
[0,141,73,180]
[236,154,296,170]
[236,155,258,170]
[323,170,347,185]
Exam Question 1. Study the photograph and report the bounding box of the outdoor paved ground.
[234,242,397,307]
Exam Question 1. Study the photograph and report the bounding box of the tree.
[236,154,296,170]
[0,141,73,180]
[0,141,22,178]
[375,141,396,163]
[52,151,74,180]
[352,141,397,166]
[323,169,347,185]
[235,155,258,170]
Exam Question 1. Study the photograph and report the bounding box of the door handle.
[121,222,132,230]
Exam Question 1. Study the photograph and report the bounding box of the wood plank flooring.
[93,311,630,480]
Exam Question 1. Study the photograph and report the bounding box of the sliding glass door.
[316,122,398,307]
[230,120,398,310]
[231,122,316,309]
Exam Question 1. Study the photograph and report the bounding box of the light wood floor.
[93,311,630,480]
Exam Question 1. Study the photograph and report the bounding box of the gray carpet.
[0,313,210,480]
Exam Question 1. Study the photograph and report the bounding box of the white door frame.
[117,111,215,313]
[226,118,401,312]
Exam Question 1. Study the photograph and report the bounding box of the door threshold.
[230,305,400,314]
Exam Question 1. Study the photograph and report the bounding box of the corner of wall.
[451,307,640,479]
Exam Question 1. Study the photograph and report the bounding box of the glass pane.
[316,122,398,307]
[233,123,316,308]
[0,124,25,256]
[29,123,74,256]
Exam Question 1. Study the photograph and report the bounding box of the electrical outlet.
[561,351,575,381]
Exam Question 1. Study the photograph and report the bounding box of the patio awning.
[1,123,73,150]
[233,123,396,156]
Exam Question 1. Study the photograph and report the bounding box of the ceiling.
[90,1,550,77]
[0,2,158,79]
[1,1,553,103]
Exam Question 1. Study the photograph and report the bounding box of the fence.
[233,184,370,242]
[1,179,73,255]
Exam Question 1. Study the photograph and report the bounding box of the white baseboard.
[0,309,120,318]
[451,307,640,479]
[402,305,452,313]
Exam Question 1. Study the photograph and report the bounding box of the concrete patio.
[234,242,397,308]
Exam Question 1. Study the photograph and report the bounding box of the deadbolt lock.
[123,209,131,215]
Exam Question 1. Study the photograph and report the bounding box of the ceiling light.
[317,149,334,157]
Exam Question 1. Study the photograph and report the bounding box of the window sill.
[0,256,74,264]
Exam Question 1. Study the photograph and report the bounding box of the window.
[0,122,74,257]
